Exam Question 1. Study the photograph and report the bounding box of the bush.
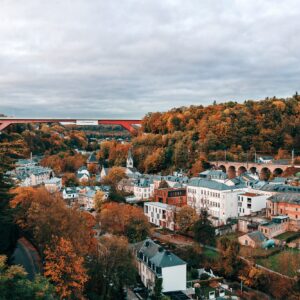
[286,232,300,243]
[200,273,210,280]
[190,268,199,279]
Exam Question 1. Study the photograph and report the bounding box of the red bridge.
[0,118,142,133]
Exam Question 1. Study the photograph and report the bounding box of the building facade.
[144,202,177,231]
[237,192,268,216]
[187,178,246,225]
[133,239,187,293]
[154,187,187,207]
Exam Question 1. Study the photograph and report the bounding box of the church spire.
[127,148,134,168]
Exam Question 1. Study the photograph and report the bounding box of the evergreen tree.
[0,172,19,258]
[193,210,215,246]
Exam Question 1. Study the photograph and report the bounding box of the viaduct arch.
[0,118,142,133]
[211,161,296,179]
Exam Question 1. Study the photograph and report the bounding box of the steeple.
[127,148,134,168]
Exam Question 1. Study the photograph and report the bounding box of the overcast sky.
[0,0,299,118]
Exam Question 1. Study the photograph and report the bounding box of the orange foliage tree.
[99,202,149,242]
[11,187,97,256]
[102,166,127,186]
[44,237,88,299]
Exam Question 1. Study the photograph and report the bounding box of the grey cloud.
[0,0,300,118]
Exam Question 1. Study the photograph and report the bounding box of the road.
[12,237,42,280]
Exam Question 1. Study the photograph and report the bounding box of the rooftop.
[145,202,176,210]
[188,178,246,191]
[240,192,261,197]
[268,193,300,204]
[134,239,186,270]
[247,231,267,243]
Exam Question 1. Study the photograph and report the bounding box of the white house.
[187,178,247,225]
[133,239,187,293]
[44,177,62,193]
[144,202,177,231]
[77,166,90,183]
[237,192,268,216]
[134,178,154,200]
[62,187,79,201]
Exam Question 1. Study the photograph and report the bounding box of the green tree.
[193,210,215,246]
[152,277,163,300]
[0,172,19,257]
[0,255,56,300]
[125,217,150,243]
[86,235,136,300]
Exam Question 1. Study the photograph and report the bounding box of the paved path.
[12,237,42,280]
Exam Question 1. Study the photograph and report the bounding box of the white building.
[237,192,268,216]
[44,177,62,193]
[134,178,154,200]
[133,239,187,293]
[62,187,78,201]
[77,166,90,183]
[13,166,53,187]
[187,178,247,225]
[144,202,176,231]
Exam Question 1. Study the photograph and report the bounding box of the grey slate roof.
[248,231,266,243]
[188,178,246,190]
[259,184,300,193]
[134,239,186,271]
[87,152,98,163]
[268,193,300,204]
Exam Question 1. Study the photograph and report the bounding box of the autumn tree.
[217,236,242,278]
[94,190,106,213]
[239,266,270,290]
[175,206,198,234]
[62,172,78,187]
[103,166,127,187]
[99,202,149,241]
[44,237,88,299]
[11,187,97,256]
[41,151,86,174]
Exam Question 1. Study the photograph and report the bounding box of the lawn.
[256,248,300,277]
[203,248,220,261]
[216,233,239,243]
[239,245,279,258]
[274,231,299,241]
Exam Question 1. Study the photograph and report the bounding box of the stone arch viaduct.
[211,161,297,177]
